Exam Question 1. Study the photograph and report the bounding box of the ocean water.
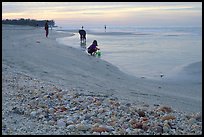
[56,25,202,80]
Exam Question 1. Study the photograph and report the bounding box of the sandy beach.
[2,24,202,135]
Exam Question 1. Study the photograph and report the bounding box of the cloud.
[2,2,202,26]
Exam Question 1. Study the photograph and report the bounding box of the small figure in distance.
[79,29,86,43]
[87,40,100,56]
[44,20,49,37]
[104,25,106,32]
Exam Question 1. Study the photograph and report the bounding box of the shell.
[161,115,176,121]
[157,106,173,113]
[91,127,109,132]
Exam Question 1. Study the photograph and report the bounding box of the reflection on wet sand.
[80,41,86,51]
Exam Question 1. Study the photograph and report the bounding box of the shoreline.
[164,61,202,83]
[2,24,202,135]
[55,28,202,82]
[2,24,202,112]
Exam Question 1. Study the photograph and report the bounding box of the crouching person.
[87,40,100,56]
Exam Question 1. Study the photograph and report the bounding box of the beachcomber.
[79,29,86,43]
[87,40,100,56]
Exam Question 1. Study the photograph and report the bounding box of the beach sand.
[2,24,202,135]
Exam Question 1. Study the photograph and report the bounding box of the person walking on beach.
[104,25,106,32]
[87,40,100,56]
[44,20,49,38]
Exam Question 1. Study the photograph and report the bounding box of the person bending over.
[87,40,100,56]
[79,29,86,43]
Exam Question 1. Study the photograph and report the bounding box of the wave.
[56,28,152,36]
[165,61,202,83]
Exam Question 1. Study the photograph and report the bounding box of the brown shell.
[161,115,176,121]
[92,127,109,132]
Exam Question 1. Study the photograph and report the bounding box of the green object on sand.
[96,51,101,57]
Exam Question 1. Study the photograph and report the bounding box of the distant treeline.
[2,18,55,27]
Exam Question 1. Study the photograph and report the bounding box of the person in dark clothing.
[79,29,86,43]
[87,40,100,55]
[45,20,49,37]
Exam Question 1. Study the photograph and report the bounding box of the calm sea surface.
[56,26,202,80]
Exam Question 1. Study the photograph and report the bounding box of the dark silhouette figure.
[82,26,84,29]
[104,25,106,32]
[87,40,100,56]
[79,29,86,43]
[44,20,49,37]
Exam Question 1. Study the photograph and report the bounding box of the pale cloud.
[2,2,202,26]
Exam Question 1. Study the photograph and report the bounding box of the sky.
[2,2,202,27]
